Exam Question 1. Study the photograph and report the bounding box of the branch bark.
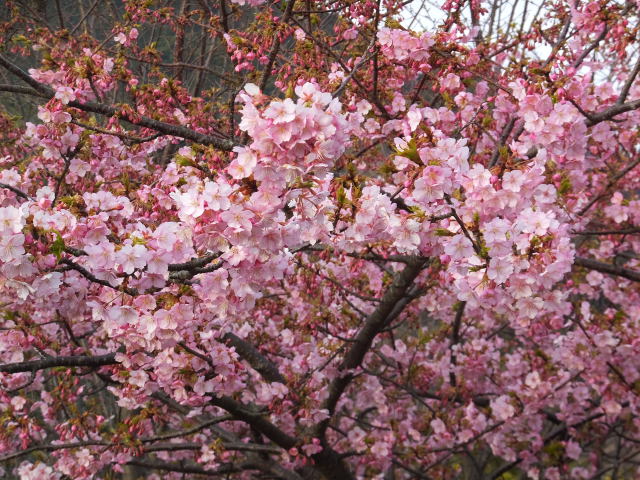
[574,256,640,283]
[319,257,427,428]
[0,353,118,374]
[221,332,286,383]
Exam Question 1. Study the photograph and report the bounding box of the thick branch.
[221,332,286,383]
[0,353,117,374]
[168,252,222,271]
[574,257,640,283]
[573,227,640,236]
[210,395,298,450]
[0,84,48,97]
[320,258,427,422]
[1,439,279,464]
[586,99,640,126]
[127,459,239,477]
[449,301,466,387]
[211,390,355,479]
[144,441,280,454]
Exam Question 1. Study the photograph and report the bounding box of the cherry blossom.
[1,0,640,479]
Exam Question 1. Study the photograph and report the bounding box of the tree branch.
[126,459,239,477]
[60,258,138,295]
[586,98,640,126]
[0,54,236,151]
[0,353,117,374]
[574,256,640,283]
[209,395,298,450]
[258,0,296,91]
[0,84,48,97]
[319,257,427,427]
[0,182,31,200]
[221,332,286,384]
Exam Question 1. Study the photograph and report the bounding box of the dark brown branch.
[573,228,640,236]
[574,256,640,283]
[70,119,162,144]
[140,417,232,443]
[296,243,416,263]
[209,395,298,450]
[0,353,117,374]
[572,23,608,69]
[60,258,138,295]
[168,252,222,271]
[0,182,31,200]
[126,459,239,477]
[65,249,221,276]
[258,0,296,91]
[0,84,48,97]
[220,0,230,32]
[221,332,286,383]
[449,301,466,387]
[0,441,108,463]
[319,258,427,425]
[489,118,516,168]
[0,56,51,94]
[618,55,640,105]
[1,439,278,464]
[586,98,640,126]
[144,441,280,454]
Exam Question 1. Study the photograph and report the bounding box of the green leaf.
[558,177,572,195]
[51,232,65,260]
[435,228,455,237]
